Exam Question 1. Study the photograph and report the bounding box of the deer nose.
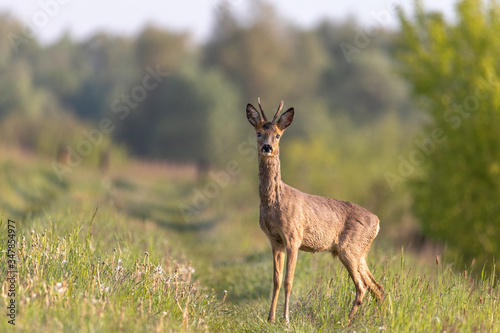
[261,144,273,154]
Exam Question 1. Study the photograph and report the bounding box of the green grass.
[0,147,498,332]
[0,217,230,332]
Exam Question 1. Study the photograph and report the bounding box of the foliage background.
[397,0,500,268]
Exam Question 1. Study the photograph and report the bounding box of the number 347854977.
[7,220,16,269]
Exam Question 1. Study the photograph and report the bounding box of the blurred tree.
[315,20,413,122]
[204,0,295,103]
[33,35,86,105]
[114,62,241,166]
[135,25,190,72]
[115,26,226,164]
[397,0,500,268]
[204,0,332,136]
[0,14,52,119]
[0,14,18,66]
[69,33,136,119]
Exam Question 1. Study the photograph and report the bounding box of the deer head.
[246,98,294,157]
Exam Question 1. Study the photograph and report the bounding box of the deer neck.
[258,153,282,207]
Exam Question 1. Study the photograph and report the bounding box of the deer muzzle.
[261,144,273,155]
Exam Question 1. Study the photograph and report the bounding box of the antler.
[257,97,268,122]
[272,100,284,123]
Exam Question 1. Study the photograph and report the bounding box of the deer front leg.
[268,242,285,322]
[283,244,299,323]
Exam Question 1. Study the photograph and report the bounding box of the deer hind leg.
[360,257,385,303]
[339,253,368,324]
[268,242,285,322]
[359,234,385,304]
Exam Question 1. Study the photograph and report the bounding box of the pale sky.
[0,0,456,44]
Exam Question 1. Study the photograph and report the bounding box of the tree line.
[0,1,411,166]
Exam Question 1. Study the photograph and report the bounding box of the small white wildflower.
[61,260,68,266]
[181,266,195,275]
[153,264,164,275]
[115,259,124,273]
[54,282,66,293]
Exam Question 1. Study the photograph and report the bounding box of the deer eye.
[276,134,280,139]
[257,132,262,138]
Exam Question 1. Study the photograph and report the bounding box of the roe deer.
[246,99,385,324]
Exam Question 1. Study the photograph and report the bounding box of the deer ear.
[277,108,294,130]
[246,104,262,127]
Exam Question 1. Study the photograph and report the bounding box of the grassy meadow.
[0,145,498,332]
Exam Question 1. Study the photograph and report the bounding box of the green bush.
[397,0,500,269]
